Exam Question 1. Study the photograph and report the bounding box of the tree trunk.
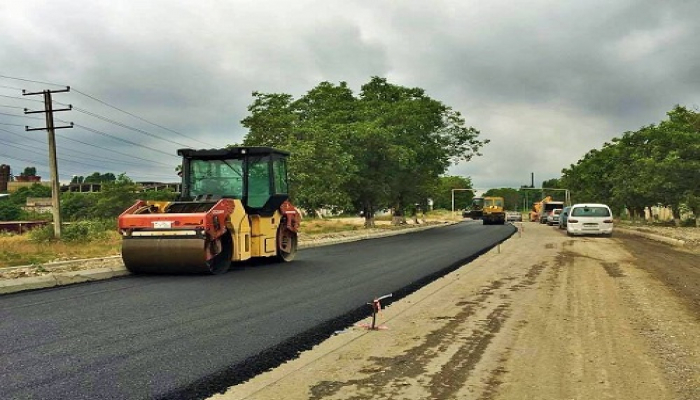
[671,205,681,227]
[391,206,406,226]
[363,204,375,228]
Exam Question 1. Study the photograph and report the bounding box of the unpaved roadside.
[213,223,700,400]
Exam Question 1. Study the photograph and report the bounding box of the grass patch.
[0,231,121,268]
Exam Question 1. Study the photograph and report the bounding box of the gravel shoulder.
[213,222,700,400]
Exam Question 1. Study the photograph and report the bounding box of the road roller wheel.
[206,232,232,274]
[275,227,297,262]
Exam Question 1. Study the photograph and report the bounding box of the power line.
[72,106,194,148]
[3,110,181,161]
[56,131,175,166]
[0,111,44,121]
[0,74,66,88]
[0,125,174,167]
[0,94,44,103]
[0,148,178,181]
[71,122,179,158]
[0,128,162,169]
[72,88,217,147]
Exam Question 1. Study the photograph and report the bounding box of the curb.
[0,221,457,295]
[615,227,686,247]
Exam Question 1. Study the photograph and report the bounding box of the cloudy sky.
[1,0,698,191]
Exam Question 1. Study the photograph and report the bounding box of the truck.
[482,196,506,225]
[539,199,565,224]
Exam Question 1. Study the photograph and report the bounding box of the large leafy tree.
[561,105,700,224]
[241,77,488,226]
[242,83,357,215]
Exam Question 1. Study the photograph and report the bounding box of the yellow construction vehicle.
[482,196,506,225]
[117,147,301,274]
[529,196,551,222]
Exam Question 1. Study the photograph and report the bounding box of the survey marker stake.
[357,293,392,331]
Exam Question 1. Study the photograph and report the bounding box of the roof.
[177,147,290,158]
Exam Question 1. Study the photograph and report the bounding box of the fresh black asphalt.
[0,221,515,400]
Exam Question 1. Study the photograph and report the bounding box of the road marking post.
[357,293,392,330]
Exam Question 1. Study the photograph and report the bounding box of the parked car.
[546,208,562,226]
[558,206,571,229]
[566,203,614,236]
[506,211,522,222]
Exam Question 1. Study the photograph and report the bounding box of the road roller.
[117,147,301,274]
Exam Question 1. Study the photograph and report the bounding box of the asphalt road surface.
[0,221,514,400]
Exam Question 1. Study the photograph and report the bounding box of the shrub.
[28,225,55,242]
[28,220,114,243]
[61,220,111,242]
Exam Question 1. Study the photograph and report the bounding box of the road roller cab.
[118,147,301,274]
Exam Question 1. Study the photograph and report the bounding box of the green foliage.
[561,105,700,223]
[20,166,37,177]
[28,220,113,242]
[61,220,111,242]
[0,184,52,221]
[27,224,54,242]
[8,184,52,206]
[90,174,139,218]
[432,176,474,210]
[84,172,117,183]
[140,188,179,201]
[0,200,21,221]
[61,192,98,221]
[241,77,488,219]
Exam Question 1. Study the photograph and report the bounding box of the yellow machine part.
[248,211,283,258]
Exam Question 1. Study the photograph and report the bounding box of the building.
[24,197,53,214]
[7,181,51,193]
[0,164,10,192]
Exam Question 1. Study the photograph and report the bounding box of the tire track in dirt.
[308,262,549,400]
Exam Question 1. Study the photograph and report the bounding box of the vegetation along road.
[216,222,700,400]
[0,220,514,400]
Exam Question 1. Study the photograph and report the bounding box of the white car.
[566,203,613,236]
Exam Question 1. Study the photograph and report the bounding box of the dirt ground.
[212,222,700,400]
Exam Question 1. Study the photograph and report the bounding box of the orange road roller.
[118,147,301,274]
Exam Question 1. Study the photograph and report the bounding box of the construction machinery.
[482,196,506,225]
[538,198,565,224]
[529,196,549,222]
[465,197,485,219]
[117,147,301,274]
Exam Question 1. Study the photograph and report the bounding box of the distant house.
[24,197,53,214]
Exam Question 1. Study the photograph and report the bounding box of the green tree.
[141,188,179,201]
[89,174,139,218]
[560,105,700,223]
[9,184,52,206]
[0,200,21,221]
[431,176,474,210]
[243,78,488,226]
[61,192,98,221]
[20,166,37,177]
[242,82,357,215]
[84,172,117,183]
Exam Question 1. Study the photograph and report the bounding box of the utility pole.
[23,86,73,239]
